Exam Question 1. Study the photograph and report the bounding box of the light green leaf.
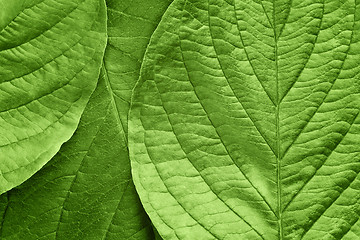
[0,0,172,239]
[129,0,360,239]
[0,0,107,193]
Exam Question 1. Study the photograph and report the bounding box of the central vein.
[271,1,283,238]
[273,8,283,240]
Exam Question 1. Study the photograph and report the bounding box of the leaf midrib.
[274,26,283,240]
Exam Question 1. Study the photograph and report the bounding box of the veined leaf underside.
[130,0,360,239]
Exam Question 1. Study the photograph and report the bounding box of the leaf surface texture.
[0,0,172,239]
[129,0,360,239]
[0,0,107,193]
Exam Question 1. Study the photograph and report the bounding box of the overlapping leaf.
[129,0,360,239]
[0,0,172,239]
[0,0,107,193]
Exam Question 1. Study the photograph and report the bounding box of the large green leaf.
[0,0,172,239]
[0,0,107,193]
[129,0,360,239]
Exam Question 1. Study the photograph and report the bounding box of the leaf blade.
[0,0,107,193]
[129,0,360,239]
[0,0,173,239]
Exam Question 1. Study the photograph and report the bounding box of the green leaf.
[129,0,360,239]
[0,75,153,240]
[0,0,172,239]
[105,0,174,133]
[0,0,107,194]
[154,226,164,240]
